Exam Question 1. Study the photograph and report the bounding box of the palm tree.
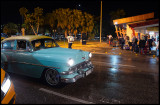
[19,7,44,35]
[34,7,44,35]
[19,7,28,24]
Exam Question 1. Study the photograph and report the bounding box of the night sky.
[1,0,159,25]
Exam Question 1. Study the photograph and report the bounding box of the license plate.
[85,69,92,76]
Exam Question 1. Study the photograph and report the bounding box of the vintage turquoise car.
[1,35,93,86]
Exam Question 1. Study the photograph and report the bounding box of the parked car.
[1,33,8,41]
[1,37,5,41]
[1,33,8,38]
[1,68,16,104]
[1,35,93,86]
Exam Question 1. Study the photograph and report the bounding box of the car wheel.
[44,69,60,86]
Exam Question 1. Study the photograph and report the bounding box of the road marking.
[39,88,95,104]
[92,61,136,68]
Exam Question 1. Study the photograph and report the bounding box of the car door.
[1,40,16,72]
[11,40,43,77]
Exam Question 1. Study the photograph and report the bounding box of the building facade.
[113,12,159,43]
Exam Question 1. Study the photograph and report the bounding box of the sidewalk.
[57,41,157,58]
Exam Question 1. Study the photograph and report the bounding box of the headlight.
[1,72,11,94]
[89,52,92,58]
[67,58,74,66]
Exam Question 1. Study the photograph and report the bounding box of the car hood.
[32,47,90,66]
[34,47,85,55]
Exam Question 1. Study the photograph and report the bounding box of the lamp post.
[100,0,102,43]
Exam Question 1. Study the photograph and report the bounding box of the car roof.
[1,35,52,42]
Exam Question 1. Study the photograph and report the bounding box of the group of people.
[118,34,159,60]
[66,33,159,61]
[130,35,157,55]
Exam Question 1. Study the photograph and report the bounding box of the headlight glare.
[89,52,92,58]
[68,59,74,66]
[1,73,11,94]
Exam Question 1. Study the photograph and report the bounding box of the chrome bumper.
[61,67,94,83]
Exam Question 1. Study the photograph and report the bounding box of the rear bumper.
[61,67,93,83]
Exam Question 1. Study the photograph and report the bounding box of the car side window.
[2,40,15,50]
[45,40,54,48]
[17,40,27,50]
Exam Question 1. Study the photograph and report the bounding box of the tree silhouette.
[3,23,18,37]
[19,7,44,35]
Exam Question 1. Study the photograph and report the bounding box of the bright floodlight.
[115,22,118,25]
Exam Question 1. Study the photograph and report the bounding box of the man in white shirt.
[108,35,113,45]
[67,32,74,49]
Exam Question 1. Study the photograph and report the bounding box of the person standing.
[131,35,136,51]
[108,35,113,45]
[124,36,130,50]
[106,35,109,44]
[118,36,122,47]
[144,35,148,42]
[147,36,153,54]
[139,36,146,54]
[66,32,74,49]
[156,37,159,61]
[121,37,125,50]
[134,37,139,53]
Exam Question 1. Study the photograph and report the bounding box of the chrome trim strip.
[11,61,60,69]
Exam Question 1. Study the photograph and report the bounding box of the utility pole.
[100,0,102,43]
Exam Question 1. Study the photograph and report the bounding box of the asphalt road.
[9,53,159,104]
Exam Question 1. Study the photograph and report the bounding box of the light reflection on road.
[110,67,119,73]
[109,55,120,65]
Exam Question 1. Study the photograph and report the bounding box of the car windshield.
[31,38,59,51]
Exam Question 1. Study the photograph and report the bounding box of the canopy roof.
[129,19,159,28]
[113,12,154,25]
